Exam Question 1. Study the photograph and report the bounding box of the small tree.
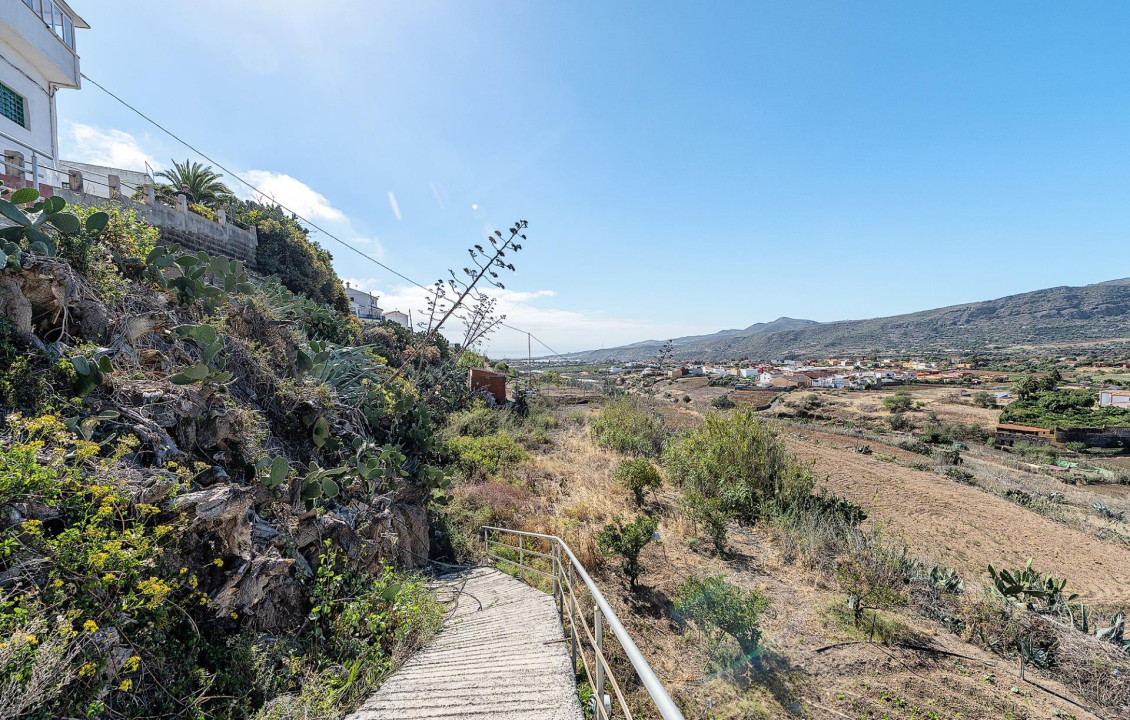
[834,537,911,626]
[710,393,735,409]
[674,575,768,657]
[596,516,658,587]
[615,458,662,506]
[685,491,729,556]
[971,390,996,408]
[1012,375,1040,401]
[882,391,913,413]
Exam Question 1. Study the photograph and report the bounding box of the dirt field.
[783,433,1130,607]
[775,385,1004,429]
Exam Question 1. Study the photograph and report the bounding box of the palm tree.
[155,159,234,208]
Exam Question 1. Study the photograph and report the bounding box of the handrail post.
[519,535,525,582]
[552,542,561,620]
[594,606,605,719]
[569,563,577,670]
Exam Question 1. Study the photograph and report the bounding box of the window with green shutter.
[0,84,26,128]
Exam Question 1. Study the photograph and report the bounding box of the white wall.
[0,50,55,171]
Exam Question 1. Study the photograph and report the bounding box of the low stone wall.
[56,189,259,268]
[1055,425,1130,449]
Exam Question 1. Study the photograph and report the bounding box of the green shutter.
[0,84,26,128]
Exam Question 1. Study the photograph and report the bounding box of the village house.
[0,0,89,191]
[1099,390,1130,408]
[382,309,410,329]
[344,284,383,321]
[739,367,759,379]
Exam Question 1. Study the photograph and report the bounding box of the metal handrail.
[481,525,685,720]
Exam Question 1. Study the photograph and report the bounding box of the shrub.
[685,492,729,556]
[447,431,529,478]
[897,439,932,456]
[590,396,667,457]
[971,391,997,408]
[446,403,502,437]
[674,575,768,656]
[663,408,814,522]
[835,534,912,626]
[710,393,735,410]
[707,375,738,387]
[229,200,350,312]
[615,458,662,506]
[882,391,913,413]
[887,412,911,431]
[596,515,657,586]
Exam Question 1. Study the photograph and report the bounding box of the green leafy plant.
[170,324,233,385]
[663,408,815,522]
[255,455,291,489]
[0,191,108,270]
[615,458,662,506]
[590,396,667,457]
[674,574,768,657]
[987,558,1078,610]
[595,515,657,586]
[882,391,913,413]
[69,354,113,397]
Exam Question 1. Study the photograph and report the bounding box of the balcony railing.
[21,0,77,51]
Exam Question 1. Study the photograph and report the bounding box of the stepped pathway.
[348,567,584,720]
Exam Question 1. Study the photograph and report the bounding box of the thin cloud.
[62,123,160,171]
[341,279,691,355]
[240,170,346,223]
[387,191,402,221]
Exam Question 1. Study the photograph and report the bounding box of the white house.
[383,310,410,329]
[739,367,759,379]
[759,371,784,385]
[1099,390,1130,408]
[0,1,88,189]
[344,285,383,322]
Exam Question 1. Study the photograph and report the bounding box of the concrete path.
[348,567,585,720]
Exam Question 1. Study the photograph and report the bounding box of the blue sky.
[59,1,1130,356]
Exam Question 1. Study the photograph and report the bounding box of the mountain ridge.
[562,278,1130,363]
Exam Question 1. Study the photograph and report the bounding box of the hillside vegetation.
[567,278,1130,362]
[0,190,525,719]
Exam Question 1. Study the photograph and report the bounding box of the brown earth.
[785,435,1130,607]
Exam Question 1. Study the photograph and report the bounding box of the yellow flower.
[212,558,224,568]
[78,662,97,677]
[199,593,209,605]
[20,520,43,536]
[188,575,199,589]
[229,611,238,619]
[125,655,141,672]
[83,620,99,633]
[179,567,187,575]
[51,578,63,588]
[26,634,38,646]
[119,679,133,691]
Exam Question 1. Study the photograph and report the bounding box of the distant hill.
[563,279,1130,363]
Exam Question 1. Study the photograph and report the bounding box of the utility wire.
[79,72,575,363]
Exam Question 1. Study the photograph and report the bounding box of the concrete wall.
[58,160,150,198]
[57,189,259,267]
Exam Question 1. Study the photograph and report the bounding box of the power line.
[78,73,575,363]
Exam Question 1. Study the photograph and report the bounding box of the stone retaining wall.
[56,189,259,268]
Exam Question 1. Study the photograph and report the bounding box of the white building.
[383,310,410,329]
[344,284,383,322]
[1099,390,1130,408]
[0,1,88,189]
[739,367,758,379]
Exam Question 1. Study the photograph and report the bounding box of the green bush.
[596,515,657,586]
[674,575,768,656]
[615,458,662,506]
[590,396,667,457]
[710,393,735,410]
[882,391,913,413]
[1000,388,1130,428]
[971,391,997,408]
[447,431,529,477]
[887,412,911,431]
[229,200,350,313]
[663,408,814,522]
